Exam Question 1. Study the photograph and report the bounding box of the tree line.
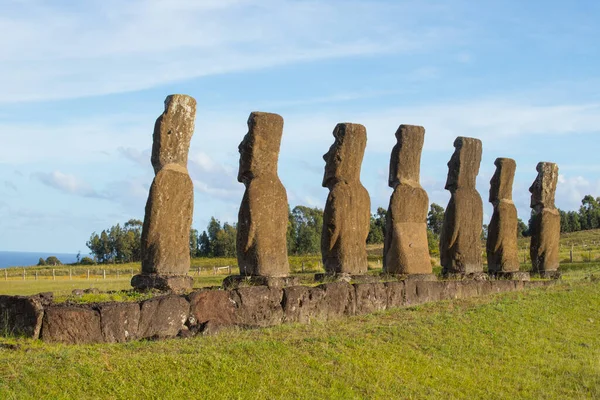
[85,194,599,263]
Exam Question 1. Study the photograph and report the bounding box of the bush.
[45,256,62,266]
[37,258,46,266]
[79,257,95,265]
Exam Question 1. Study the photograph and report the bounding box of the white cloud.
[556,174,600,211]
[33,170,105,198]
[0,0,460,102]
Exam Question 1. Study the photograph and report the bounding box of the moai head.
[322,123,367,188]
[489,158,516,203]
[237,112,284,186]
[151,94,197,174]
[529,162,558,210]
[389,124,425,188]
[445,136,482,192]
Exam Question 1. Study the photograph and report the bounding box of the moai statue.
[236,112,290,278]
[486,158,528,280]
[321,123,371,276]
[383,125,434,279]
[529,162,560,278]
[131,95,196,293]
[439,137,485,279]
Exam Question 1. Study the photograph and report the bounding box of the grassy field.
[0,278,598,399]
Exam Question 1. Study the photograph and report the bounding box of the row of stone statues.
[131,95,560,292]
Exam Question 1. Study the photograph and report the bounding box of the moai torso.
[321,123,371,275]
[383,125,431,275]
[529,162,560,272]
[141,95,196,275]
[237,112,289,277]
[439,137,484,275]
[486,158,520,273]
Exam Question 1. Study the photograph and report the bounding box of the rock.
[385,281,406,309]
[133,94,196,292]
[41,305,103,344]
[33,292,53,307]
[440,137,484,276]
[529,162,560,274]
[72,289,84,297]
[383,125,432,275]
[222,275,299,290]
[138,295,189,339]
[237,112,290,277]
[487,158,520,274]
[232,286,284,327]
[97,302,140,343]
[282,286,326,324]
[0,295,44,339]
[84,288,100,294]
[321,123,370,275]
[131,274,193,294]
[188,289,237,328]
[354,283,387,315]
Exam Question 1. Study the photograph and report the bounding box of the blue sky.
[1,0,599,253]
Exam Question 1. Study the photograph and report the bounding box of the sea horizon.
[0,251,89,269]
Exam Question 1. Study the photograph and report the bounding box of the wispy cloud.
[0,0,460,102]
[32,171,106,199]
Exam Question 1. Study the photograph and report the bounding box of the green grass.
[0,280,599,399]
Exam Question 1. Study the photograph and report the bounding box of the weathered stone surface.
[0,295,44,338]
[314,281,356,319]
[282,286,326,324]
[188,289,237,328]
[237,112,289,277]
[232,286,284,327]
[131,274,193,294]
[457,281,479,299]
[354,283,387,315]
[98,302,140,343]
[151,95,197,174]
[134,95,196,291]
[385,281,405,309]
[490,280,516,294]
[487,158,520,274]
[222,275,299,290]
[321,123,370,275]
[384,125,431,275]
[495,271,530,281]
[529,162,560,273]
[138,295,189,339]
[440,137,484,276]
[41,306,103,344]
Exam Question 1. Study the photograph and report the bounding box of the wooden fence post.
[35,271,38,280]
[103,270,106,280]
[87,269,90,280]
[52,269,55,281]
[69,268,72,280]
[23,268,25,280]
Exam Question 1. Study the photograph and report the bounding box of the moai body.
[529,162,560,279]
[236,112,290,279]
[383,125,434,279]
[440,137,486,279]
[486,158,529,280]
[132,95,196,293]
[321,123,371,277]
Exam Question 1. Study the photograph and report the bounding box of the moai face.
[237,112,284,186]
[389,124,425,188]
[529,162,558,209]
[322,123,367,188]
[489,158,516,203]
[445,137,482,192]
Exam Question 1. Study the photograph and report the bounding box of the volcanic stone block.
[383,125,432,276]
[133,95,197,292]
[138,295,189,339]
[440,137,484,277]
[232,286,284,327]
[321,123,371,275]
[529,162,560,275]
[41,306,103,344]
[354,283,387,315]
[385,281,406,309]
[237,112,290,277]
[282,286,326,324]
[313,281,356,319]
[0,295,44,339]
[188,289,237,328]
[98,302,140,343]
[487,158,521,275]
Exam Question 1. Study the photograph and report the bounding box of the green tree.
[45,256,62,266]
[579,195,600,230]
[291,206,323,255]
[517,218,528,238]
[37,257,46,266]
[427,203,445,236]
[189,228,199,258]
[367,207,386,244]
[198,231,210,257]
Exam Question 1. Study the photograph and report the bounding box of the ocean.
[0,251,85,268]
